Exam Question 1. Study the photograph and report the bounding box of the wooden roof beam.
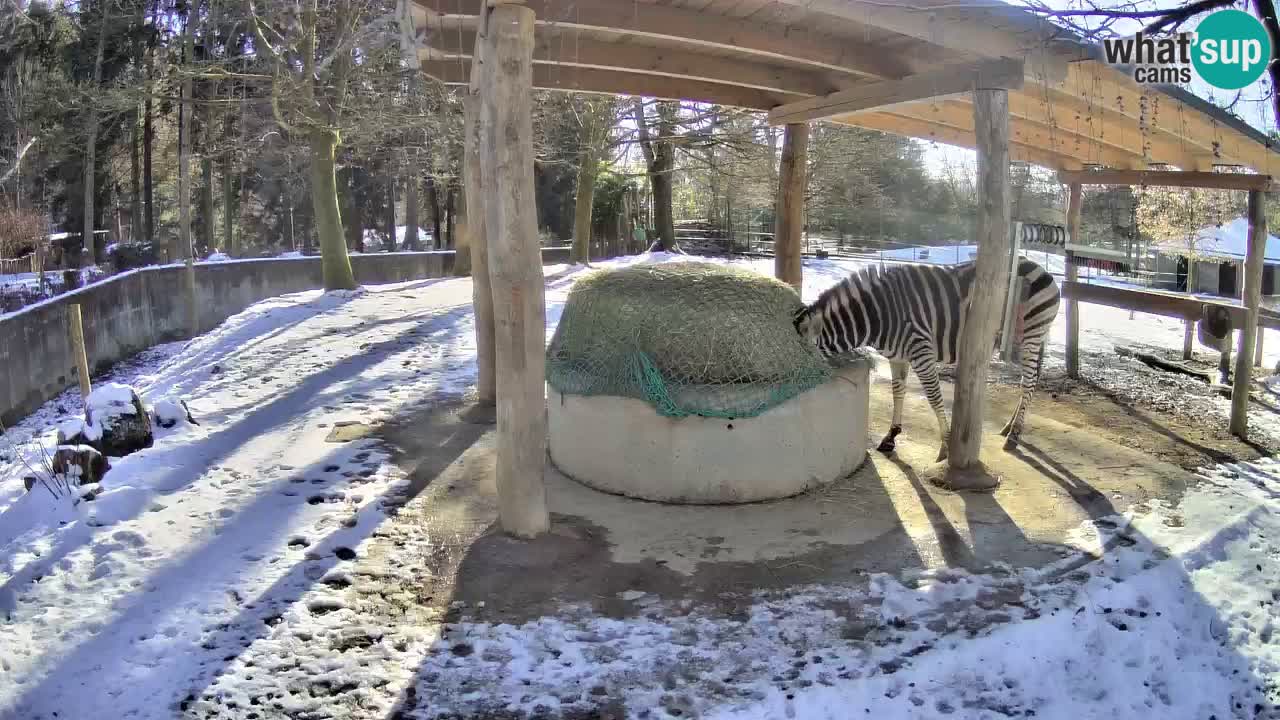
[1061,62,1275,172]
[894,98,1157,170]
[872,99,1148,170]
[769,0,1080,61]
[411,0,915,80]
[1004,90,1202,170]
[836,111,1083,171]
[1057,169,1278,191]
[767,57,1030,126]
[420,28,841,97]
[421,59,802,110]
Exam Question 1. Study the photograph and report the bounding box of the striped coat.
[794,259,1060,461]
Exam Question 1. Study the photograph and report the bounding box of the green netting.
[546,262,835,419]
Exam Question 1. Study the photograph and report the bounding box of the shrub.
[0,206,46,260]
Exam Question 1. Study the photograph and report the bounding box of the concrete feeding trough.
[548,359,871,505]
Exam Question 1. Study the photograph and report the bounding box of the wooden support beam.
[946,87,1011,480]
[836,111,1082,171]
[1231,190,1267,439]
[769,0,1072,61]
[422,59,797,110]
[463,35,495,402]
[412,0,914,80]
[774,123,808,293]
[768,58,1026,126]
[478,2,550,538]
[1057,169,1277,192]
[1256,325,1265,368]
[422,28,839,97]
[1065,184,1082,378]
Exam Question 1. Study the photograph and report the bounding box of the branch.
[0,136,37,186]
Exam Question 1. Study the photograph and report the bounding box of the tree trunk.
[200,157,215,255]
[571,157,599,263]
[405,168,420,251]
[479,2,549,538]
[143,19,155,248]
[651,170,676,251]
[454,178,473,276]
[222,95,236,255]
[130,107,143,243]
[310,130,357,290]
[385,160,397,251]
[571,103,606,263]
[444,185,456,249]
[427,176,444,249]
[176,43,192,261]
[81,11,109,266]
[631,99,678,252]
[345,168,365,253]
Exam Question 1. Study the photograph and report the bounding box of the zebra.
[793,259,1061,462]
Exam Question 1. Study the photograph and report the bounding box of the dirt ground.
[350,358,1274,637]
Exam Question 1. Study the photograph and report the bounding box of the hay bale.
[546,262,838,418]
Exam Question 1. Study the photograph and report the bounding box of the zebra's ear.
[792,306,809,333]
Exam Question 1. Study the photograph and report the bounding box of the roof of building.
[411,0,1280,175]
[1173,217,1280,264]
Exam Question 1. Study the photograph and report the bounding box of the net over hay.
[546,262,835,418]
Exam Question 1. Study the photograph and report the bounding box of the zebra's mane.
[811,264,893,313]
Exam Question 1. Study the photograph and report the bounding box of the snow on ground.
[0,252,1278,719]
[402,457,1280,720]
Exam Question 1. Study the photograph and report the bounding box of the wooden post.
[944,88,1010,479]
[1230,190,1267,439]
[774,122,808,293]
[478,2,550,538]
[185,257,198,335]
[1183,322,1195,360]
[1064,183,1082,379]
[1000,221,1022,361]
[66,303,92,402]
[1254,325,1265,368]
[464,89,495,403]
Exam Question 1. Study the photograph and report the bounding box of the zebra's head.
[793,273,875,357]
[792,303,825,347]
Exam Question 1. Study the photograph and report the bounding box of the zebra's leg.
[907,354,950,462]
[877,360,909,453]
[1000,337,1047,448]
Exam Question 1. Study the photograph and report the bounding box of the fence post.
[1064,183,1082,379]
[66,303,92,402]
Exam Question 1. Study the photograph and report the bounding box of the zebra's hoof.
[876,438,896,454]
[1002,436,1019,452]
[935,448,949,463]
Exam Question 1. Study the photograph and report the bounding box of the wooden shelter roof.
[409,0,1280,176]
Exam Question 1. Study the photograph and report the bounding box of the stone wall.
[1,248,572,426]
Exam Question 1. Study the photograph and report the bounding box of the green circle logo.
[1192,9,1272,90]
